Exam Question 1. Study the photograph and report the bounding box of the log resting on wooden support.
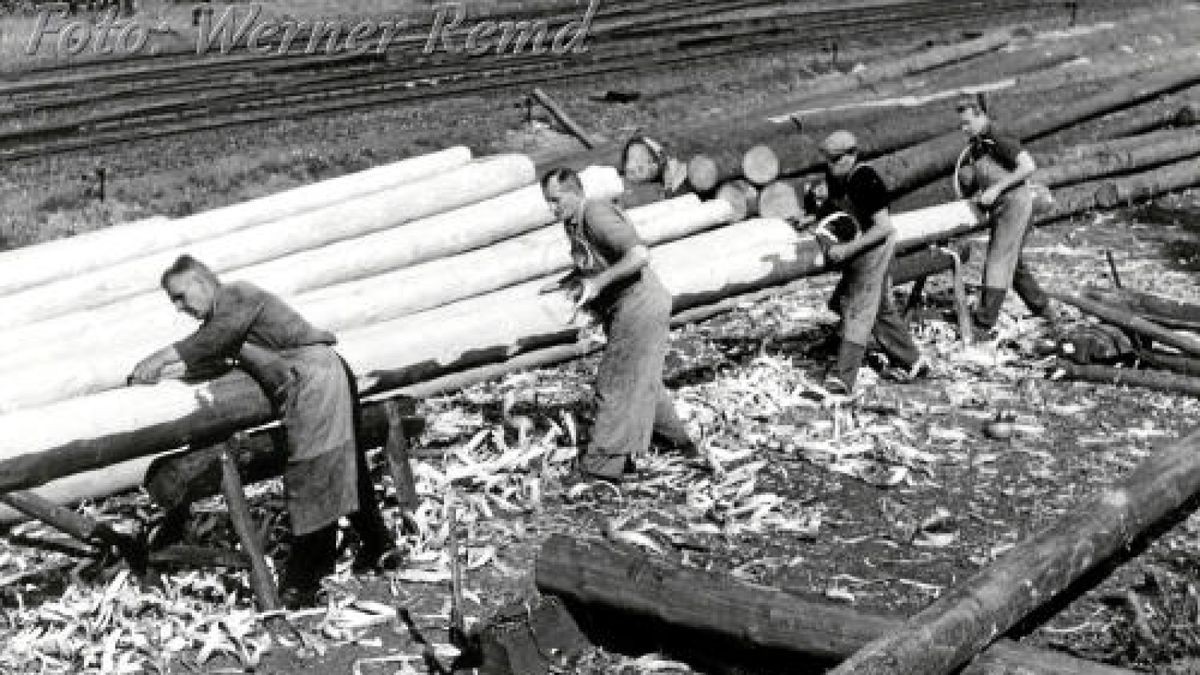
[218,438,280,612]
[535,535,1132,674]
[143,399,425,512]
[828,427,1200,674]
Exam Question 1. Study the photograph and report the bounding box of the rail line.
[0,0,1162,161]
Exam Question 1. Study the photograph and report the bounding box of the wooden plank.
[218,439,280,612]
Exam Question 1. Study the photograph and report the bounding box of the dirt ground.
[2,2,1200,674]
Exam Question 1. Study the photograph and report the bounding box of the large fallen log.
[535,535,1132,674]
[1033,131,1200,188]
[828,427,1200,675]
[0,196,727,412]
[1095,156,1200,208]
[1037,127,1199,168]
[1044,95,1198,148]
[0,204,987,506]
[1057,362,1200,397]
[1049,290,1200,358]
[0,147,473,297]
[0,154,535,330]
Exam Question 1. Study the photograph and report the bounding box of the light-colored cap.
[820,130,858,156]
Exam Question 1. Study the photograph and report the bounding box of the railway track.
[0,0,1167,162]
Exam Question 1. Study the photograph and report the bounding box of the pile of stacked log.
[551,9,1200,224]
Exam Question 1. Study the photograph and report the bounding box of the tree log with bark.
[535,535,1133,674]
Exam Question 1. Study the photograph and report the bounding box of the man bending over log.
[804,130,926,394]
[541,168,699,482]
[955,98,1054,338]
[127,255,400,609]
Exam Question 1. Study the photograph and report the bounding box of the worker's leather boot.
[972,287,1007,330]
[280,524,337,609]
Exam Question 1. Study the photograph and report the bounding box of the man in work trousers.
[541,168,699,482]
[128,255,400,609]
[805,130,924,395]
[955,99,1052,336]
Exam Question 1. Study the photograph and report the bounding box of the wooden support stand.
[143,399,425,512]
[382,398,420,533]
[0,490,147,573]
[219,436,281,612]
[892,244,971,343]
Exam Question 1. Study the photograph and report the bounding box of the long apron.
[276,345,360,535]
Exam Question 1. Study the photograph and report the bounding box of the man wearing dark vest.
[956,99,1053,336]
[805,130,925,394]
[128,255,400,608]
[541,168,698,482]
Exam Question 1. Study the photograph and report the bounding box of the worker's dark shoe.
[972,287,1007,334]
[806,329,842,360]
[352,543,406,575]
[828,340,865,394]
[883,356,931,383]
[569,452,636,484]
[279,583,323,611]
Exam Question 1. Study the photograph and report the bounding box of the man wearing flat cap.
[803,130,924,394]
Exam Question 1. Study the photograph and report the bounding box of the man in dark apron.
[805,130,924,395]
[541,168,698,482]
[128,255,399,608]
[956,99,1052,336]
